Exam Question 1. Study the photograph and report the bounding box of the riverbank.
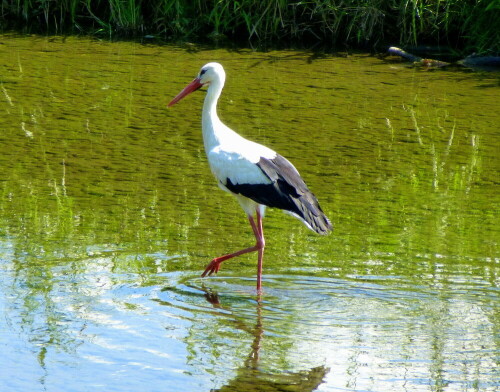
[1,0,498,54]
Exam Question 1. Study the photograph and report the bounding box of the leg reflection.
[199,287,329,392]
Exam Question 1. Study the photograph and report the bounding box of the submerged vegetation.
[1,0,499,52]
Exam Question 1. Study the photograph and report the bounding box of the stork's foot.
[201,258,224,277]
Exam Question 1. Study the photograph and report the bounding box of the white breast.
[207,134,276,186]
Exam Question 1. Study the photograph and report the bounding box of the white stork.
[168,62,332,292]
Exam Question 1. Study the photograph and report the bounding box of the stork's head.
[198,62,225,86]
[168,62,225,107]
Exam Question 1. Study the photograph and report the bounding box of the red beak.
[168,78,203,107]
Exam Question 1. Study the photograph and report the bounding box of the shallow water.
[0,34,499,391]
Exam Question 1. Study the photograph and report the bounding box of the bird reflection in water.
[200,287,329,392]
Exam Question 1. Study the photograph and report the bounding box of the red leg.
[202,212,265,285]
[255,211,265,292]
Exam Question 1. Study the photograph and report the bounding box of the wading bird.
[168,63,332,292]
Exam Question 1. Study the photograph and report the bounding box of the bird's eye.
[200,69,207,76]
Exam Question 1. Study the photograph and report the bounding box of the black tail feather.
[292,192,332,235]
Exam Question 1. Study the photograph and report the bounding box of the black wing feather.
[224,154,332,234]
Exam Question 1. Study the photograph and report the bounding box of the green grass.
[1,0,498,53]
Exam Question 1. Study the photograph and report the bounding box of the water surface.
[0,34,499,391]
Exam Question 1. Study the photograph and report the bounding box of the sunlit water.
[0,34,499,391]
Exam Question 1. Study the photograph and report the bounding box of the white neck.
[199,69,277,165]
[201,76,236,152]
[202,79,222,126]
